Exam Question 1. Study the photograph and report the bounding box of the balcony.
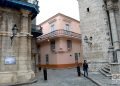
[0,0,39,19]
[31,24,43,37]
[37,29,81,42]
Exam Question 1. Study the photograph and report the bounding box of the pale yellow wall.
[56,38,82,64]
[40,41,57,64]
[39,38,82,65]
[40,22,51,35]
[39,14,82,66]
[40,14,80,34]
[58,15,81,34]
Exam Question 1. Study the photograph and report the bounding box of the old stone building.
[0,0,39,84]
[77,0,120,79]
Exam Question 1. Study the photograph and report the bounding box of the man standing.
[83,60,88,77]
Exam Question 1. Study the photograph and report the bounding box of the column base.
[112,74,120,80]
[0,72,17,84]
[0,70,35,84]
[111,63,120,80]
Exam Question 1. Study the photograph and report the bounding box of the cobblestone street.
[22,68,98,86]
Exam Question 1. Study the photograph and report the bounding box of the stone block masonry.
[0,7,35,84]
[77,0,111,71]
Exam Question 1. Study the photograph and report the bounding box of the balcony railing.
[37,29,81,42]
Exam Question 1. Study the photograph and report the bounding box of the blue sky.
[36,0,79,25]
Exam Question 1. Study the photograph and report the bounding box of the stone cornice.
[0,7,21,14]
[0,31,32,37]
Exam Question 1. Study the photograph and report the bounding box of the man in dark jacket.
[83,60,88,77]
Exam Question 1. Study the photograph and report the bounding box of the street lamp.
[84,36,88,43]
[11,24,18,45]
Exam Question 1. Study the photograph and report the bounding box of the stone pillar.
[109,11,119,50]
[108,46,114,63]
[107,0,119,62]
[18,13,28,71]
[0,10,18,83]
[107,0,120,81]
[17,10,35,83]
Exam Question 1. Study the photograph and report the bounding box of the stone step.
[101,67,111,74]
[105,64,110,68]
[99,64,112,78]
[99,69,112,77]
[104,66,110,71]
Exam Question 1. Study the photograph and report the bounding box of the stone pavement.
[1,68,119,86]
[85,71,120,86]
[21,68,98,86]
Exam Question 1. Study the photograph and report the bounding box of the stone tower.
[0,0,39,84]
[77,0,120,74]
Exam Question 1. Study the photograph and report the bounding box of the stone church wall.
[78,0,111,71]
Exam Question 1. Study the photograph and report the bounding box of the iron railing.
[37,29,81,42]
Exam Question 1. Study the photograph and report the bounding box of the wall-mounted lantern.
[11,24,18,45]
[84,36,92,46]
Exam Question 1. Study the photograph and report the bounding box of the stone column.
[109,11,119,50]
[107,0,119,62]
[107,0,120,81]
[18,13,28,71]
[108,46,114,63]
[17,10,34,83]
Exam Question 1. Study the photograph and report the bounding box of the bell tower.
[77,0,120,81]
[77,0,111,71]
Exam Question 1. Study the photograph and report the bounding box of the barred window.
[50,40,55,50]
[65,24,70,31]
[67,40,72,49]
[51,24,55,32]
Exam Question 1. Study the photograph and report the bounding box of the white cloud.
[36,0,79,25]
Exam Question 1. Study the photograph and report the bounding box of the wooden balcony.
[37,29,81,42]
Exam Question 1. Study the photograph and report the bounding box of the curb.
[0,78,38,86]
[85,75,102,86]
[81,72,102,86]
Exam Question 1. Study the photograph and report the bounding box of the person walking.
[83,60,88,77]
